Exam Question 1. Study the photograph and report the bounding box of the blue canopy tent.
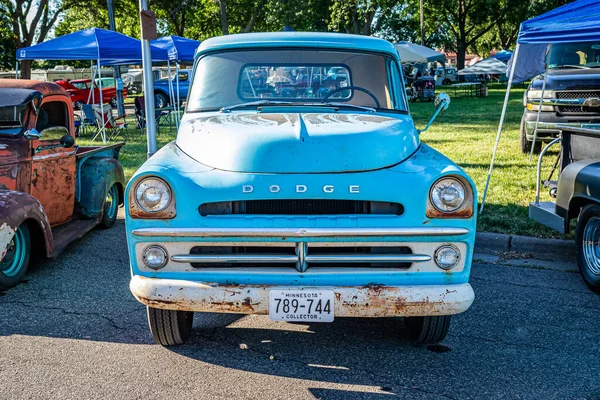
[151,35,200,62]
[151,36,201,124]
[481,0,600,211]
[16,28,170,142]
[16,28,169,65]
[489,50,513,63]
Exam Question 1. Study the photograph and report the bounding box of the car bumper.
[523,110,600,139]
[130,275,474,317]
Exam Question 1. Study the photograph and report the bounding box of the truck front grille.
[199,200,404,216]
[182,243,420,270]
[556,91,600,114]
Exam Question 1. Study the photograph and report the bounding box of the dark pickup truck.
[521,41,600,153]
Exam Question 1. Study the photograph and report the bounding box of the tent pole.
[140,0,157,158]
[166,59,178,130]
[175,62,181,126]
[97,59,106,144]
[480,43,521,213]
[530,72,548,161]
[89,61,95,105]
[530,44,551,161]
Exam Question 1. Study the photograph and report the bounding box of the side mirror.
[60,134,75,148]
[419,92,451,134]
[24,128,41,140]
[434,93,450,111]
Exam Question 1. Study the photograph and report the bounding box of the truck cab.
[521,41,600,153]
[0,80,125,290]
[125,33,477,346]
[153,69,192,108]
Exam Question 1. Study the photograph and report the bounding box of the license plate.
[269,290,334,322]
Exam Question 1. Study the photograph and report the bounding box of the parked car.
[521,41,600,153]
[56,78,127,110]
[529,125,600,292]
[153,69,192,108]
[436,67,458,85]
[125,33,477,346]
[0,79,125,290]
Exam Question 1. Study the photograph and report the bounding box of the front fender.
[556,159,600,219]
[79,157,125,219]
[0,190,53,259]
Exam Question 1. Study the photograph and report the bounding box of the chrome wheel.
[583,216,600,275]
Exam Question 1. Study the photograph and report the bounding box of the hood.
[176,112,419,173]
[532,69,600,91]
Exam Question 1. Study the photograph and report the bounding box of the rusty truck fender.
[78,157,125,219]
[0,190,54,260]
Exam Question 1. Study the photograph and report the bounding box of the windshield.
[549,42,600,68]
[187,49,405,112]
[71,81,88,90]
[0,105,27,135]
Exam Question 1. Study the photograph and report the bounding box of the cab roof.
[196,32,399,60]
[0,79,68,98]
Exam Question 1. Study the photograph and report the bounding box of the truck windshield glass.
[549,42,600,68]
[0,105,27,135]
[187,50,405,112]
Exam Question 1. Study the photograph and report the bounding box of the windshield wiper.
[220,100,292,113]
[316,102,377,114]
[552,64,590,70]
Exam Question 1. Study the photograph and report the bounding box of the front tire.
[99,184,119,229]
[520,116,542,154]
[404,315,451,344]
[147,307,194,346]
[576,204,600,292]
[155,92,169,109]
[0,224,31,291]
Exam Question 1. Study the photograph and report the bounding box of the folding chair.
[92,104,128,142]
[81,104,100,137]
[135,96,172,133]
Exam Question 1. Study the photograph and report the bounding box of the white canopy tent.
[480,0,600,212]
[393,42,445,64]
[457,58,507,76]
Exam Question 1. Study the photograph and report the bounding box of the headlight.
[135,177,172,213]
[430,177,466,212]
[525,89,554,111]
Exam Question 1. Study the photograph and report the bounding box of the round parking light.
[434,245,461,270]
[143,245,168,269]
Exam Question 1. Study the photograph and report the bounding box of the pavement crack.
[0,300,132,331]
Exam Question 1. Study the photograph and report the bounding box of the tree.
[0,0,86,78]
[329,0,395,36]
[0,12,16,69]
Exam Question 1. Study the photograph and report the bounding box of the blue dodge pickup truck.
[125,33,477,346]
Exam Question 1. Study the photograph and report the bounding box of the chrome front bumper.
[130,275,474,317]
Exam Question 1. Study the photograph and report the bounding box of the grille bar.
[244,199,365,214]
[199,200,404,216]
[171,254,298,263]
[171,253,430,265]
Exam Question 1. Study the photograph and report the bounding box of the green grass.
[79,83,567,238]
[412,83,566,238]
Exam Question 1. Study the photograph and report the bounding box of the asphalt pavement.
[1,219,599,400]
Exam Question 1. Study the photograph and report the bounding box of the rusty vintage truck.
[0,80,125,290]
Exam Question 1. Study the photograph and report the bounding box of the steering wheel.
[321,85,381,109]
